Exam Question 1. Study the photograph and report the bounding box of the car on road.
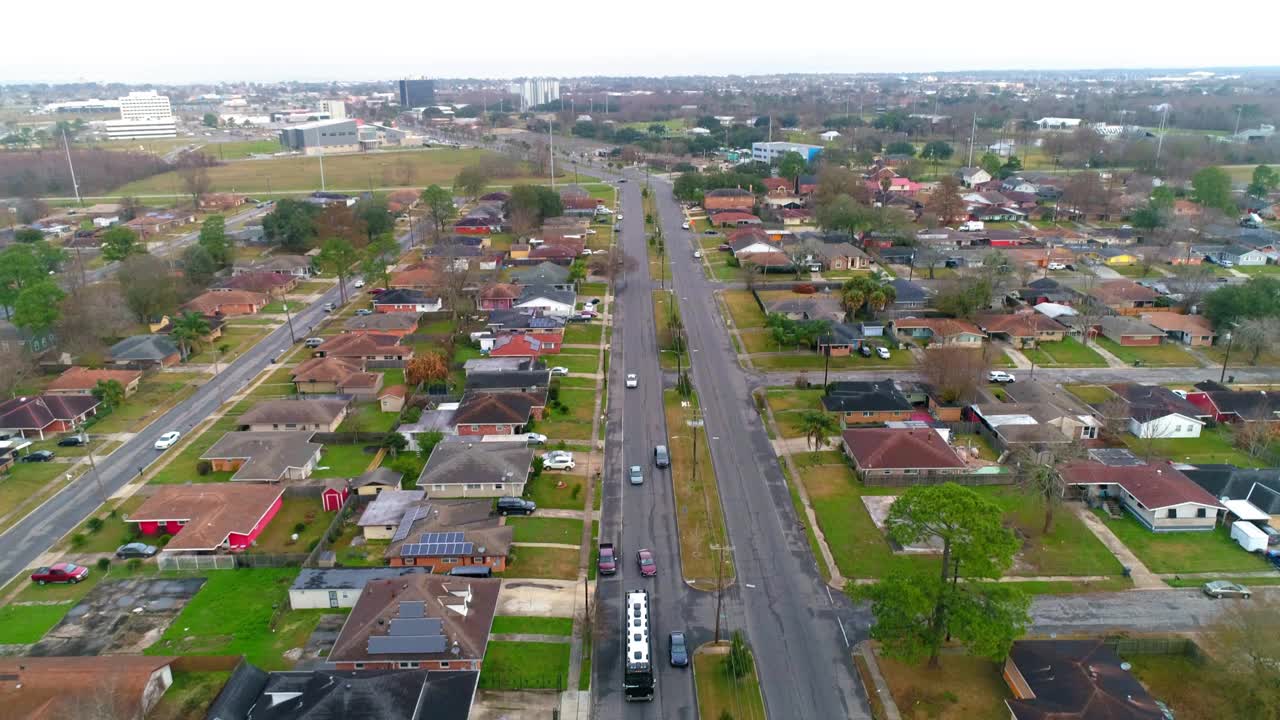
[21,450,55,462]
[522,432,548,445]
[1202,580,1251,599]
[31,562,88,585]
[681,222,690,230]
[704,229,718,236]
[988,371,1016,384]
[1047,262,1067,271]
[154,431,181,450]
[617,178,627,183]
[496,496,536,516]
[629,465,643,486]
[353,279,365,288]
[598,542,617,575]
[115,542,158,559]
[549,366,570,376]
[304,337,325,348]
[859,344,873,358]
[626,374,638,388]
[354,308,373,316]
[322,302,336,312]
[654,445,670,468]
[693,250,702,259]
[616,214,624,221]
[57,435,87,447]
[637,549,657,577]
[669,631,689,667]
[876,346,891,360]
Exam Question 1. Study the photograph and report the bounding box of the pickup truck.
[31,562,89,585]
[597,542,617,575]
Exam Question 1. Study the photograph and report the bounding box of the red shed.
[322,480,351,512]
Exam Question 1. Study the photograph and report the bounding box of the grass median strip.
[664,389,732,588]
[694,645,766,720]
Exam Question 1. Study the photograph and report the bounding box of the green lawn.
[749,351,915,371]
[694,648,766,720]
[147,670,233,720]
[765,388,825,412]
[261,300,304,314]
[201,139,285,159]
[292,280,335,294]
[1108,264,1157,278]
[563,323,603,345]
[1064,384,1116,405]
[504,546,579,580]
[490,615,574,636]
[1094,337,1199,367]
[313,444,378,478]
[89,373,206,434]
[478,641,571,690]
[146,568,329,670]
[337,402,399,433]
[0,603,75,644]
[380,368,406,387]
[148,416,240,484]
[1226,264,1280,276]
[251,497,327,553]
[1099,511,1273,574]
[0,462,81,534]
[722,290,766,329]
[1200,343,1280,368]
[187,326,271,365]
[551,353,599,374]
[507,517,583,545]
[62,495,147,553]
[1022,337,1108,367]
[1122,426,1264,467]
[578,282,608,297]
[523,472,587,510]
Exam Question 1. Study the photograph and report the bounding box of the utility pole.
[549,118,555,190]
[967,113,977,168]
[319,152,326,191]
[1154,104,1169,169]
[62,129,81,206]
[284,297,298,344]
[711,543,734,643]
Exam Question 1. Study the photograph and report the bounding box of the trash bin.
[1228,375,1236,384]
[1122,566,1132,578]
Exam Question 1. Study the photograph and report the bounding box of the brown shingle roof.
[316,332,412,359]
[238,399,349,427]
[976,313,1066,337]
[479,282,521,301]
[1139,312,1215,336]
[0,394,100,431]
[0,655,178,720]
[1088,279,1158,305]
[47,367,142,392]
[841,428,966,470]
[292,356,367,384]
[1060,462,1224,510]
[129,484,285,550]
[182,289,268,314]
[201,431,323,482]
[344,313,421,333]
[893,317,986,338]
[453,391,546,426]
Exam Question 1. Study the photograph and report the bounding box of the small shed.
[322,479,351,512]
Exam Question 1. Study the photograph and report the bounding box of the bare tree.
[1072,275,1105,348]
[1200,597,1280,718]
[1170,263,1216,311]
[920,346,992,404]
[1231,420,1277,464]
[0,345,35,399]
[924,175,965,225]
[587,246,638,284]
[739,258,761,292]
[510,206,539,238]
[1233,317,1280,365]
[55,284,134,356]
[440,261,474,327]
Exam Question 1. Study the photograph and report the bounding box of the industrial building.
[104,90,176,140]
[278,118,359,155]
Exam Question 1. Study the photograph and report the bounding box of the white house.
[1037,117,1082,130]
[514,288,576,317]
[289,568,429,609]
[1129,411,1204,439]
[819,130,841,141]
[957,167,992,187]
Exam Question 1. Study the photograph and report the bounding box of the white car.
[541,453,576,470]
[626,374,638,388]
[988,371,1016,384]
[523,433,548,445]
[617,214,624,221]
[542,450,574,464]
[585,229,598,235]
[353,279,365,288]
[549,366,570,376]
[1046,262,1067,271]
[681,222,691,230]
[154,431,181,450]
[597,207,613,215]
[876,346,891,360]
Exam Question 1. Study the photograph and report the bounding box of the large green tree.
[0,245,47,318]
[198,214,230,266]
[120,255,178,322]
[14,227,43,244]
[181,244,218,287]
[978,152,1003,176]
[355,199,394,244]
[361,234,399,290]
[317,238,359,305]
[1204,276,1280,329]
[92,379,126,412]
[454,165,491,200]
[1248,165,1279,200]
[777,151,807,181]
[856,483,1029,668]
[170,311,211,359]
[838,275,896,320]
[1191,166,1237,215]
[420,184,456,236]
[101,225,143,262]
[262,199,320,252]
[13,280,65,335]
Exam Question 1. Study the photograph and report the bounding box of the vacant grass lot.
[1128,653,1228,720]
[507,517,583,545]
[146,568,327,670]
[1064,383,1116,405]
[1021,337,1108,367]
[765,388,825,439]
[187,326,271,364]
[478,641,571,690]
[490,615,574,636]
[337,402,399,433]
[749,351,914,371]
[880,653,1011,720]
[1094,337,1199,367]
[665,389,732,587]
[504,546,579,580]
[313,444,378,478]
[1099,510,1273,574]
[113,148,545,195]
[693,648,766,720]
[552,353,600,375]
[200,139,284,159]
[90,373,206,434]
[0,602,75,644]
[563,323,603,345]
[721,290,767,329]
[1121,426,1264,467]
[523,471,587,510]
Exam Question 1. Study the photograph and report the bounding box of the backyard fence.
[1105,636,1205,660]
[860,469,1015,488]
[305,493,359,568]
[311,432,393,445]
[157,552,309,572]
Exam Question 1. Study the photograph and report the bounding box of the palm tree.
[797,410,840,452]
[171,312,211,361]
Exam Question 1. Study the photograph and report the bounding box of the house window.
[467,484,481,490]
[493,484,503,490]
[398,662,419,669]
[432,484,445,491]
[1197,508,1207,518]
[863,411,873,417]
[440,662,450,669]
[1166,509,1177,519]
[470,425,479,432]
[441,557,458,563]
[354,663,365,670]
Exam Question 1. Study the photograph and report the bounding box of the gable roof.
[201,431,323,482]
[373,289,439,307]
[1060,461,1224,510]
[247,668,478,720]
[291,357,379,388]
[47,367,143,393]
[1199,388,1280,420]
[1005,640,1166,720]
[183,289,268,314]
[358,489,427,527]
[238,399,349,427]
[1107,383,1205,424]
[316,332,412,358]
[976,313,1066,337]
[1183,466,1280,514]
[1098,316,1164,339]
[893,317,985,338]
[821,381,912,413]
[1139,313,1214,336]
[452,391,545,426]
[418,439,535,487]
[465,370,551,392]
[352,466,405,489]
[479,282,521,301]
[0,655,178,720]
[841,428,965,469]
[344,313,421,333]
[889,278,930,304]
[1088,279,1158,305]
[485,310,566,331]
[110,334,179,361]
[130,483,286,550]
[509,262,570,285]
[516,285,576,307]
[0,394,100,430]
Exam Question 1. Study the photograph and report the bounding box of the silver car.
[628,465,643,486]
[1202,580,1251,599]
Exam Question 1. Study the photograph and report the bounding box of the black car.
[669,631,689,667]
[115,542,158,559]
[859,344,873,358]
[57,436,87,447]
[21,450,55,462]
[496,496,536,516]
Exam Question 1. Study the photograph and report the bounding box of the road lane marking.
[837,618,850,648]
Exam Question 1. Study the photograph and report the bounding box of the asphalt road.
[0,229,409,589]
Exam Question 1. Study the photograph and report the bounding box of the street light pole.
[1220,331,1235,383]
[284,297,298,344]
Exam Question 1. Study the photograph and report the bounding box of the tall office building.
[509,78,560,111]
[398,79,435,109]
[319,99,347,120]
[105,91,177,139]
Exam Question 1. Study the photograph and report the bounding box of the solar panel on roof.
[391,507,422,543]
[399,600,425,618]
[368,635,448,655]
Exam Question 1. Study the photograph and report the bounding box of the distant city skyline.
[5,1,1280,85]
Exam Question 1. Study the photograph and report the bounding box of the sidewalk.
[1070,504,1165,589]
[855,642,903,720]
[1084,340,1130,369]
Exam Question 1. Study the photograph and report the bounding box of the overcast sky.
[7,0,1279,84]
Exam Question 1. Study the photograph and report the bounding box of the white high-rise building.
[105,91,177,139]
[509,78,560,111]
[319,100,347,120]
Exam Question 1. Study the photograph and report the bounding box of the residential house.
[1003,640,1170,720]
[975,313,1067,348]
[890,318,986,348]
[215,271,298,297]
[1220,244,1270,266]
[815,323,866,356]
[289,567,431,609]
[314,332,413,362]
[888,278,930,311]
[487,333,561,358]
[0,656,178,720]
[417,439,536,497]
[465,369,551,394]
[373,289,443,314]
[1140,313,1216,346]
[759,294,843,322]
[1061,461,1223,532]
[728,231,783,260]
[358,489,427,540]
[380,385,407,413]
[1098,316,1165,346]
[327,574,500,671]
[1087,280,1159,314]
[390,263,442,291]
[109,335,182,368]
[1093,246,1142,266]
[821,381,914,426]
[235,254,313,278]
[1186,381,1280,427]
[508,262,574,291]
[237,399,350,432]
[452,391,546,435]
[1173,200,1202,219]
[709,211,762,227]
[971,402,1100,449]
[47,367,142,397]
[0,395,100,440]
[291,357,384,399]
[201,431,324,482]
[528,243,581,265]
[1020,277,1080,307]
[384,499,513,572]
[1107,383,1206,439]
[351,467,404,498]
[841,427,968,484]
[484,310,566,336]
[1183,466,1280,524]
[702,187,756,211]
[129,483,285,550]
[956,167,992,187]
[344,312,421,337]
[182,289,269,317]
[462,358,537,375]
[514,286,576,317]
[477,283,521,310]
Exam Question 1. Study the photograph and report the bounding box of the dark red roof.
[841,428,965,469]
[1060,462,1224,510]
[0,395,100,431]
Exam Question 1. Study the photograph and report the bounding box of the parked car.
[57,435,87,447]
[31,562,88,585]
[115,542,158,559]
[549,366,570,376]
[353,279,365,288]
[1047,262,1067,271]
[705,229,718,236]
[1202,580,1251,599]
[693,250,702,259]
[369,287,386,295]
[598,542,617,575]
[154,431,181,450]
[637,549,657,577]
[654,445,670,468]
[859,344,873,358]
[718,243,731,251]
[876,346,891,360]
[496,496,536,516]
[669,631,689,667]
[988,371,1016,384]
[629,465,644,486]
[304,337,325,348]
[354,308,373,316]
[21,450,55,462]
[522,432,548,445]
[681,222,690,230]
[542,454,576,471]
[626,373,638,388]
[322,302,336,312]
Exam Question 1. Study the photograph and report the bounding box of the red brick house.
[383,500,512,571]
[390,264,442,291]
[1087,280,1159,315]
[129,484,285,552]
[182,289,269,317]
[371,289,442,314]
[1099,316,1165,346]
[47,367,143,397]
[478,283,521,310]
[343,313,420,337]
[703,187,756,211]
[709,211,763,227]
[841,427,968,484]
[215,271,298,297]
[0,395,101,439]
[453,391,547,435]
[488,333,561,358]
[528,243,581,264]
[314,332,413,362]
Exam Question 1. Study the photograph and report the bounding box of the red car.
[31,562,89,585]
[598,543,617,576]
[637,549,657,577]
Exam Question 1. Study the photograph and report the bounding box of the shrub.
[793,283,816,294]
[70,533,87,548]
[86,517,104,533]
[157,533,172,547]
[571,485,581,500]
[195,460,212,476]
[293,522,308,535]
[96,557,110,572]
[726,630,754,679]
[126,558,142,572]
